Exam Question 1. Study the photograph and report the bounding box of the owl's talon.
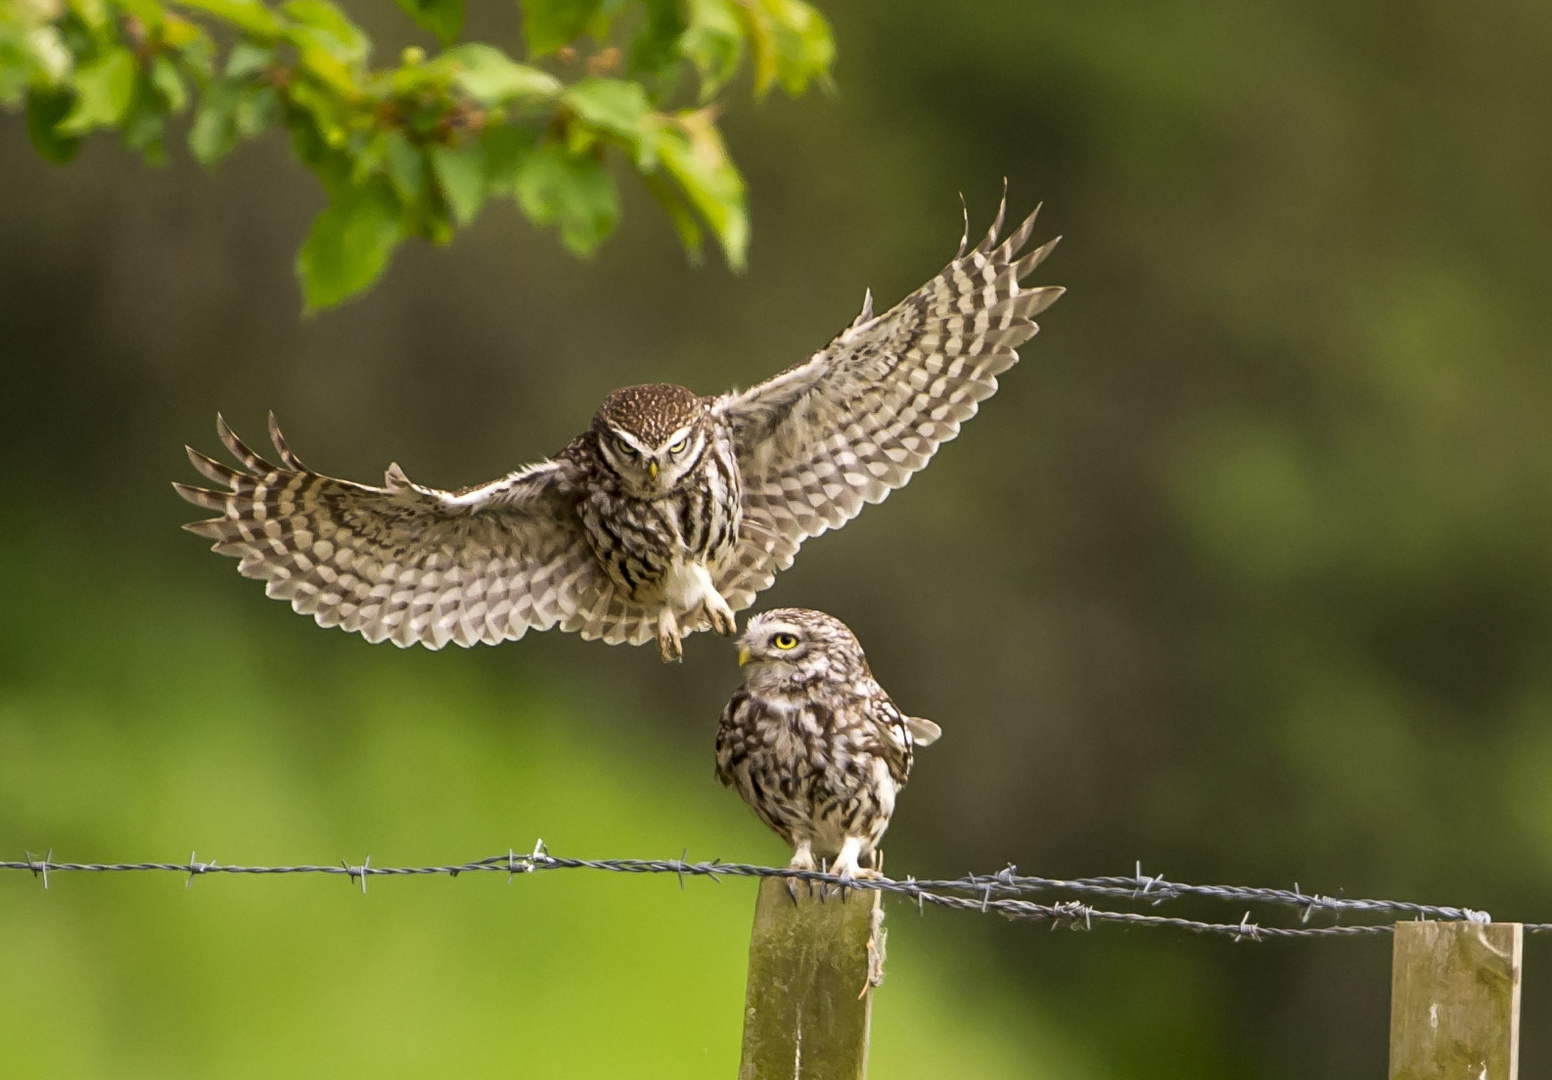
[656,608,684,663]
[831,836,866,883]
[703,593,738,637]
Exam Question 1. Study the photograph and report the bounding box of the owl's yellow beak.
[648,460,658,480]
[738,646,753,667]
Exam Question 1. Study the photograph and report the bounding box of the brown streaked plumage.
[715,608,942,877]
[175,193,1062,660]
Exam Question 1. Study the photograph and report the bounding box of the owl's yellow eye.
[668,437,689,454]
[614,436,637,457]
[772,632,798,650]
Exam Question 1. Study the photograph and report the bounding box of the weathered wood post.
[737,879,883,1080]
[1389,920,1522,1080]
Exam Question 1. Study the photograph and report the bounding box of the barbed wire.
[944,863,1497,923]
[5,846,1548,941]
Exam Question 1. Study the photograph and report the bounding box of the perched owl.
[175,196,1061,662]
[716,609,941,878]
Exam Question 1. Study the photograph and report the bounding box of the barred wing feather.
[713,197,1062,609]
[174,415,658,649]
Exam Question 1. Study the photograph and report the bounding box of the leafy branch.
[0,0,834,307]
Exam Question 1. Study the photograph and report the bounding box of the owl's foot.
[656,608,684,663]
[808,840,879,901]
[663,562,736,638]
[788,840,818,873]
[785,840,818,901]
[701,589,738,637]
[829,836,873,888]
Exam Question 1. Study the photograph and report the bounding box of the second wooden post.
[1390,919,1522,1080]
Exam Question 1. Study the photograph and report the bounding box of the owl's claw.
[656,608,684,663]
[786,840,818,901]
[830,836,868,891]
[703,591,737,637]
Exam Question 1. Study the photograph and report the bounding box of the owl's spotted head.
[737,608,871,689]
[593,383,710,496]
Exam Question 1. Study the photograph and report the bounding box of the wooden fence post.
[737,879,882,1080]
[1390,920,1523,1080]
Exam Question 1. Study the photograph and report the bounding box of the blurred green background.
[4,0,1552,1076]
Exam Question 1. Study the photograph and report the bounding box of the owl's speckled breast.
[577,428,743,599]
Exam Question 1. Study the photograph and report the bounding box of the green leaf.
[150,55,187,113]
[480,123,534,195]
[120,80,167,162]
[282,0,369,64]
[20,24,72,89]
[175,0,281,38]
[442,44,560,104]
[658,109,746,269]
[296,181,404,309]
[160,12,206,49]
[762,0,833,95]
[224,41,276,79]
[56,47,136,135]
[681,0,741,101]
[1,41,34,108]
[522,0,604,58]
[283,95,335,171]
[234,84,279,137]
[189,78,276,166]
[285,75,350,149]
[188,79,241,166]
[562,76,654,165]
[431,142,485,225]
[563,76,650,138]
[393,0,463,46]
[291,41,356,96]
[514,140,618,256]
[25,88,82,163]
[628,0,687,86]
[171,28,217,80]
[116,0,164,25]
[67,0,109,31]
[382,131,426,202]
[738,0,833,97]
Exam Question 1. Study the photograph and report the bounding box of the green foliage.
[392,0,461,47]
[0,0,835,308]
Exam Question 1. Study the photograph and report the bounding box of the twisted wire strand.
[938,866,1495,923]
[5,850,1548,939]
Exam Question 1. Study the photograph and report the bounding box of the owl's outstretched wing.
[712,195,1063,609]
[174,415,658,649]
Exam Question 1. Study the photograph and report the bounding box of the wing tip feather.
[973,179,1011,256]
[172,481,226,511]
[268,412,306,471]
[186,446,241,487]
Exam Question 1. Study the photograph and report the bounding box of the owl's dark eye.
[772,632,798,650]
[668,437,690,454]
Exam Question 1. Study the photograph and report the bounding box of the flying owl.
[175,196,1061,662]
[716,608,941,878]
